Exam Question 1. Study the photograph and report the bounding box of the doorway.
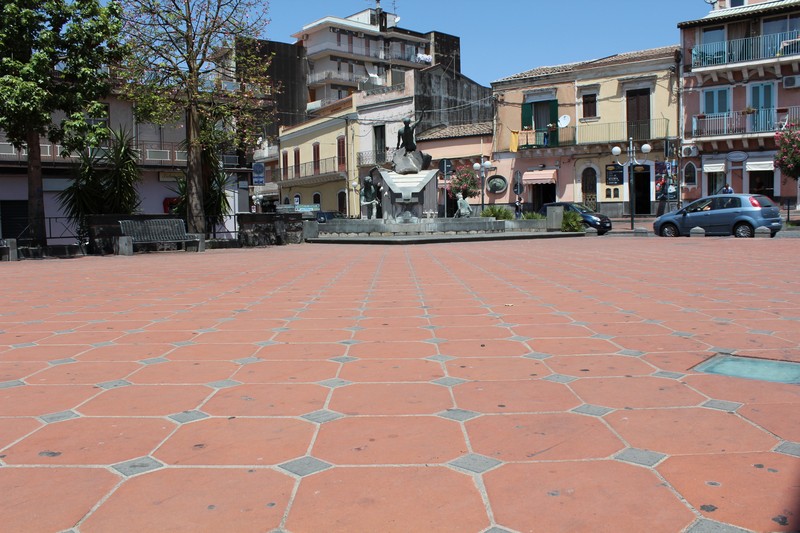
[531,183,556,212]
[581,167,597,210]
[632,166,651,216]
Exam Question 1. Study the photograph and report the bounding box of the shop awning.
[522,170,557,185]
[745,159,774,171]
[703,162,725,173]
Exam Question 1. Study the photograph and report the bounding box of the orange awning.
[522,170,557,185]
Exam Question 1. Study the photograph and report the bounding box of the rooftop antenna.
[704,0,718,5]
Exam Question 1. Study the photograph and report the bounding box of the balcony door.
[750,82,774,131]
[626,88,651,140]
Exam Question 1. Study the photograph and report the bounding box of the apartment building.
[680,0,800,207]
[293,2,461,114]
[492,46,681,218]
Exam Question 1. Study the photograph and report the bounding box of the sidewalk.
[1,238,798,532]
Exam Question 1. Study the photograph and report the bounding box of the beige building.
[492,46,681,220]
[277,98,360,216]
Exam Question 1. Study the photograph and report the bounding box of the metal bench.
[118,219,201,253]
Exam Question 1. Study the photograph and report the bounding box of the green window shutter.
[521,103,533,130]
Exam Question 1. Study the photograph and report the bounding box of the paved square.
[1,237,799,532]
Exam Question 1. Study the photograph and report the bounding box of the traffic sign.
[438,159,453,175]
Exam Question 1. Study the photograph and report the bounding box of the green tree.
[116,0,273,235]
[0,0,122,247]
[775,123,800,180]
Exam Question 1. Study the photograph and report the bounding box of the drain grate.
[695,355,800,384]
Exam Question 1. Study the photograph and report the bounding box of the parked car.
[538,202,613,234]
[653,194,782,238]
[316,211,346,223]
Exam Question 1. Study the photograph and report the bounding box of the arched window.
[313,193,321,205]
[338,190,347,214]
[283,196,290,204]
[684,162,697,186]
[294,194,301,206]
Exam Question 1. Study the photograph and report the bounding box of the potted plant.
[744,106,756,115]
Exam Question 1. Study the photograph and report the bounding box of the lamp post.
[611,138,651,230]
[473,159,492,213]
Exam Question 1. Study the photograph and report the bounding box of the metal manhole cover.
[695,355,800,384]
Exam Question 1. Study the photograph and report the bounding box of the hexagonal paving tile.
[569,376,707,409]
[467,413,625,461]
[80,468,293,533]
[605,408,779,455]
[484,461,695,532]
[659,452,800,532]
[312,416,467,465]
[154,417,315,465]
[453,380,581,414]
[285,467,490,532]
[328,383,453,415]
[202,383,328,416]
[2,417,174,465]
[445,357,550,381]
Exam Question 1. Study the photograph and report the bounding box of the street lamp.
[611,138,651,230]
[473,159,492,213]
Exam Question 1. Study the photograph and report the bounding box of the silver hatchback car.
[653,194,782,238]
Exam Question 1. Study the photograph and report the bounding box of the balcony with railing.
[690,106,798,137]
[692,31,800,69]
[516,118,669,150]
[307,70,369,86]
[357,148,397,167]
[282,156,345,181]
[0,135,188,167]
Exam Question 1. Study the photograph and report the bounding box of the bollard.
[689,226,706,238]
[754,226,771,238]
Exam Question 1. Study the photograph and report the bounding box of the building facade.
[492,46,681,218]
[679,0,800,208]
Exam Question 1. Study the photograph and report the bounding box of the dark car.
[315,211,346,223]
[653,194,782,238]
[538,202,613,235]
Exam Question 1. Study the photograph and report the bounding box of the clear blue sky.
[263,0,712,86]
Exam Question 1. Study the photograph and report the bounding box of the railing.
[691,106,798,137]
[516,118,669,149]
[0,136,188,166]
[305,42,384,60]
[692,31,800,68]
[283,156,343,180]
[307,70,368,85]
[357,148,397,167]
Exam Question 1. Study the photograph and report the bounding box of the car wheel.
[733,222,754,238]
[660,223,679,237]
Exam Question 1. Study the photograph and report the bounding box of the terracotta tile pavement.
[0,238,799,532]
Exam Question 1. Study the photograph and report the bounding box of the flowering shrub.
[447,166,480,200]
[775,123,800,180]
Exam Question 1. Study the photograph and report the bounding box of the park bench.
[118,219,202,253]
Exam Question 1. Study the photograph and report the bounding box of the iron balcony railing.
[357,148,398,167]
[517,118,669,149]
[690,106,798,137]
[692,31,800,68]
[281,156,345,180]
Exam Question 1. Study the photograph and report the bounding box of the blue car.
[653,194,782,238]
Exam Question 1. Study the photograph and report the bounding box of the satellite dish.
[704,0,717,4]
[557,115,571,128]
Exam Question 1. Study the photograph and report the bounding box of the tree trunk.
[26,130,47,248]
[186,104,205,234]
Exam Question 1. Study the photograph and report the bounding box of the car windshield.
[570,204,594,213]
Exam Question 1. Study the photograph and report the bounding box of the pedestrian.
[515,197,522,219]
[721,183,734,194]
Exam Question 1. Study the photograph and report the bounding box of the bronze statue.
[360,174,381,219]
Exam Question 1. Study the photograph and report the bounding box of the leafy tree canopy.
[775,123,800,180]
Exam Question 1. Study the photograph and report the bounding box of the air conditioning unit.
[784,75,800,89]
[682,145,699,157]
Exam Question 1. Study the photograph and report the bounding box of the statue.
[454,192,472,218]
[392,111,432,174]
[360,174,381,219]
[397,116,421,152]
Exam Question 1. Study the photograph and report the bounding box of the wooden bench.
[118,219,201,253]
